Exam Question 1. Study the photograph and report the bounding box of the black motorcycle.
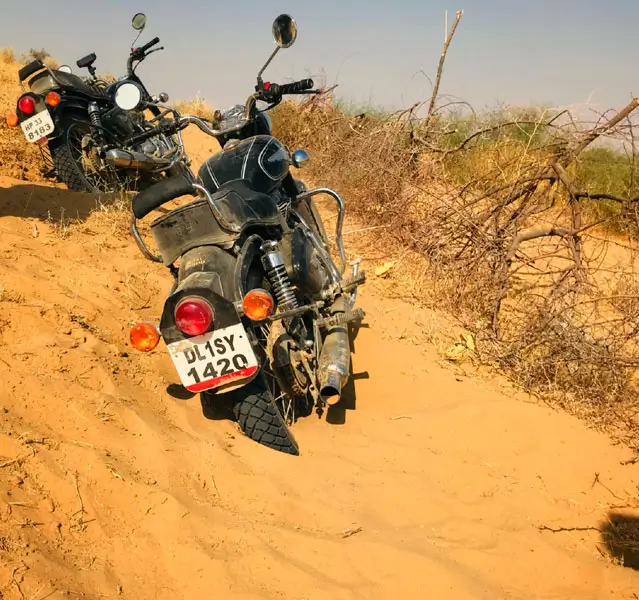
[8,13,187,193]
[127,14,366,455]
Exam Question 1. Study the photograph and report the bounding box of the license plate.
[166,323,259,393]
[21,110,54,143]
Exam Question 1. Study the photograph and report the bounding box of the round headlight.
[114,82,143,111]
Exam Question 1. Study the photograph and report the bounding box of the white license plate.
[166,323,259,393]
[21,110,54,143]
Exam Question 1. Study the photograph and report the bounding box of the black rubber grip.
[18,60,44,82]
[279,78,314,94]
[132,174,195,219]
[140,37,160,53]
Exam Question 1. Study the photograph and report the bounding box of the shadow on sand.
[326,319,370,425]
[0,181,108,223]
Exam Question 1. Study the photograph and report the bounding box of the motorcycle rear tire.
[231,373,299,456]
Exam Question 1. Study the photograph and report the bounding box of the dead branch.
[538,525,601,533]
[574,192,639,204]
[0,448,35,469]
[506,227,573,261]
[426,10,463,123]
[567,97,639,161]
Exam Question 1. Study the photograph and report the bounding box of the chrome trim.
[349,258,362,308]
[291,149,309,168]
[296,187,346,274]
[317,296,350,406]
[257,47,281,80]
[130,215,162,263]
[190,183,240,233]
[177,95,257,137]
[104,148,173,171]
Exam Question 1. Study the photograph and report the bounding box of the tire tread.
[232,375,299,455]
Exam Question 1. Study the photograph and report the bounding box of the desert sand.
[0,61,638,599]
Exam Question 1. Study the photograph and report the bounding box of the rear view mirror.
[132,13,147,31]
[272,14,297,48]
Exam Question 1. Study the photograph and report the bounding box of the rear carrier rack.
[146,182,283,266]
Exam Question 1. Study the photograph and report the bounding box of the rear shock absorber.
[261,241,299,311]
[87,102,103,142]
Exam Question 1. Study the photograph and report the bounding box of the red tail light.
[18,96,36,115]
[175,297,214,336]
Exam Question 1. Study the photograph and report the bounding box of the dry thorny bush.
[273,89,639,446]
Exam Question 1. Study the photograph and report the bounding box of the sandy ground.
[0,64,638,598]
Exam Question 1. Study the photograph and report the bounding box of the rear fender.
[47,103,91,144]
[159,270,262,394]
[160,245,263,366]
[159,271,243,345]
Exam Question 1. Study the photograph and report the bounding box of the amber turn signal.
[242,289,275,321]
[6,113,18,127]
[45,91,61,107]
[129,322,161,352]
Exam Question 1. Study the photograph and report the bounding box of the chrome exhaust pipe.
[104,149,171,171]
[318,296,351,406]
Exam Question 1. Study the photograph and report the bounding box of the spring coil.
[268,263,298,310]
[87,103,101,128]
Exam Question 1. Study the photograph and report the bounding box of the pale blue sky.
[1,0,636,115]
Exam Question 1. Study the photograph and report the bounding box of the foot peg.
[318,307,365,330]
[341,271,366,293]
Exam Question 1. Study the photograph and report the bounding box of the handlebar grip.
[132,174,196,220]
[140,37,161,53]
[279,78,315,94]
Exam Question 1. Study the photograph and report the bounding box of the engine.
[137,136,172,158]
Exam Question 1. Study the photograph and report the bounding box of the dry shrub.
[600,513,639,570]
[173,94,214,120]
[21,47,52,64]
[272,94,639,446]
[0,47,15,64]
[96,72,117,84]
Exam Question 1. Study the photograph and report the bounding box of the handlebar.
[259,78,316,103]
[278,78,314,94]
[130,37,161,62]
[138,37,160,55]
[127,36,162,77]
[129,76,320,142]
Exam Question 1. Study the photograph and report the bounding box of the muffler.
[104,149,171,171]
[317,296,351,406]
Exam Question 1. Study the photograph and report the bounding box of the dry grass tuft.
[0,47,15,64]
[173,93,214,120]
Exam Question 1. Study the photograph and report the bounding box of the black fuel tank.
[198,135,291,195]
